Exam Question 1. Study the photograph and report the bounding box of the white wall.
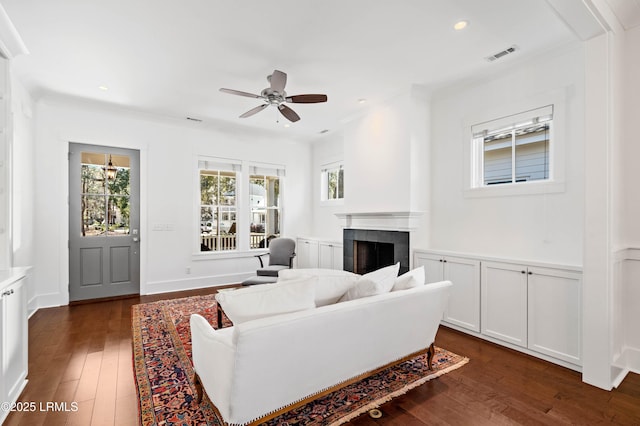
[343,91,413,214]
[32,97,312,307]
[621,26,640,247]
[428,44,585,266]
[310,132,344,242]
[10,75,36,308]
[614,25,640,376]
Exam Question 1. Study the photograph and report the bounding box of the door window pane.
[80,152,130,237]
[82,195,106,236]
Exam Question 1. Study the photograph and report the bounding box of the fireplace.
[343,229,409,275]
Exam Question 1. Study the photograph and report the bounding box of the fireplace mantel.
[335,211,424,232]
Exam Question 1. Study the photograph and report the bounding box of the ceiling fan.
[220,69,328,123]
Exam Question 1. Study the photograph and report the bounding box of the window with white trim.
[471,105,553,187]
[199,159,239,252]
[197,159,285,253]
[320,162,344,201]
[249,164,284,249]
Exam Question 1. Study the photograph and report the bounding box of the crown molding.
[0,5,28,59]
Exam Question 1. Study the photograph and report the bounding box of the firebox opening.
[353,241,395,275]
[343,229,409,275]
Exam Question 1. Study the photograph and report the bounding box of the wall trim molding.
[335,211,425,231]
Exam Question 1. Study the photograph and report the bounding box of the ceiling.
[0,0,588,140]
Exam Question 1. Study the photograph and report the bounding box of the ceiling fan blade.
[278,104,300,122]
[285,94,328,104]
[220,88,262,99]
[239,104,268,118]
[269,70,287,93]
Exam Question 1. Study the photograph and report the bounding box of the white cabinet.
[319,241,343,270]
[414,252,480,332]
[415,250,582,369]
[481,261,582,365]
[527,266,581,365]
[296,238,343,270]
[296,238,319,268]
[481,262,528,347]
[1,273,28,424]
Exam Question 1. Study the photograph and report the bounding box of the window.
[472,105,552,187]
[199,159,239,252]
[321,162,344,201]
[197,159,285,254]
[249,165,284,249]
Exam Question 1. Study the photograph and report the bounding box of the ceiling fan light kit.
[220,69,328,123]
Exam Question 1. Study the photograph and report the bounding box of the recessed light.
[98,85,109,91]
[284,123,290,128]
[358,99,367,104]
[454,20,468,31]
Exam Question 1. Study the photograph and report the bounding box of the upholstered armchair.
[242,237,296,285]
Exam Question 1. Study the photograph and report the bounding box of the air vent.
[485,45,518,62]
[186,117,202,122]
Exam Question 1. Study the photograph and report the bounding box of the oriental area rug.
[132,294,469,426]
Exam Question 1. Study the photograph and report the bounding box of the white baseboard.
[143,272,252,295]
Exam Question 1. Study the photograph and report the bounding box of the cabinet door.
[318,242,340,269]
[528,267,581,365]
[2,278,28,405]
[413,253,444,284]
[443,257,481,332]
[481,262,528,346]
[332,244,343,270]
[296,239,319,269]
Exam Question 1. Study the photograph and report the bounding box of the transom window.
[472,105,553,187]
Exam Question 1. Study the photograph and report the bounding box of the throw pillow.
[215,277,317,324]
[339,262,400,302]
[278,268,360,306]
[392,265,425,291]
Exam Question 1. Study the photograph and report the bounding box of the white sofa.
[191,275,451,426]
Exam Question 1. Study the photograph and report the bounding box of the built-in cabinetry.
[0,269,28,424]
[414,250,582,370]
[296,238,343,270]
[414,252,480,332]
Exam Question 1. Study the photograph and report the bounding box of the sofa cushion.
[392,266,425,291]
[278,268,360,306]
[215,277,317,324]
[339,263,400,302]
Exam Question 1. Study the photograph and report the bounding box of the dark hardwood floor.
[5,287,640,425]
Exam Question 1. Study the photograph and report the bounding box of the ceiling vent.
[485,45,518,62]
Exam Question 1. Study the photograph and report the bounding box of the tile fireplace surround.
[343,228,410,275]
[336,211,422,275]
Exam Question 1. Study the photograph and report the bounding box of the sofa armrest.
[190,314,236,419]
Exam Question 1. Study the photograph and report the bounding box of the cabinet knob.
[443,259,447,263]
[528,271,533,275]
[521,270,526,274]
[439,259,443,262]
[2,289,13,296]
